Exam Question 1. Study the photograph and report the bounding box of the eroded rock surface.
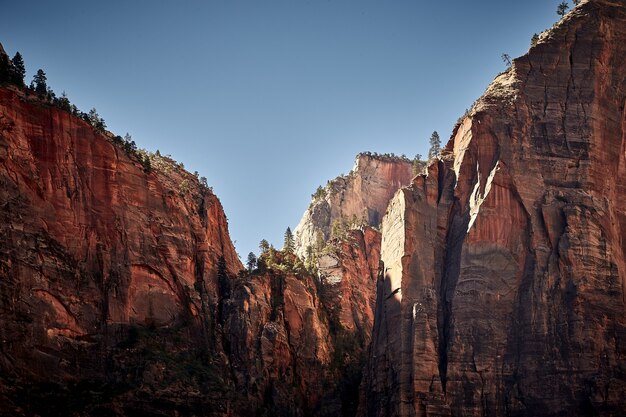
[294,153,413,258]
[0,84,243,415]
[364,1,626,416]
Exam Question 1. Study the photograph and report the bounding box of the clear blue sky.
[1,0,560,258]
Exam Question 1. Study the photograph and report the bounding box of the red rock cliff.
[364,1,626,416]
[0,85,242,414]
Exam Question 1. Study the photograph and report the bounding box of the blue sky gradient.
[2,0,561,257]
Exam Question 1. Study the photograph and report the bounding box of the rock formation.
[294,153,413,258]
[364,1,626,416]
[0,82,243,414]
[1,0,626,415]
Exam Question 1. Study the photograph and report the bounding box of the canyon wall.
[0,84,244,414]
[364,1,626,416]
[294,153,413,258]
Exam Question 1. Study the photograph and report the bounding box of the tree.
[428,131,441,159]
[530,33,539,47]
[33,69,47,95]
[259,239,270,254]
[246,252,257,271]
[557,1,569,16]
[56,91,71,112]
[283,227,295,254]
[501,53,512,67]
[572,0,580,4]
[412,153,424,176]
[11,52,25,85]
[88,108,106,131]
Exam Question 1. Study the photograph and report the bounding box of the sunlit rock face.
[294,153,413,258]
[363,1,626,416]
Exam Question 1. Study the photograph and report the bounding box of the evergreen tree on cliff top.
[428,131,441,159]
[246,252,257,271]
[259,239,270,254]
[11,52,25,85]
[283,227,295,254]
[33,69,47,95]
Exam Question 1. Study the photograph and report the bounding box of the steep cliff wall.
[0,85,243,414]
[294,153,413,258]
[364,1,626,416]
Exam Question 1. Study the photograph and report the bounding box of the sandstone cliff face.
[317,227,381,338]
[294,154,413,258]
[364,1,626,416]
[222,229,381,417]
[0,85,242,414]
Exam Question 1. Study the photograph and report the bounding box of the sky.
[1,0,561,258]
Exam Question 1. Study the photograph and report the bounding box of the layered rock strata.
[0,84,242,414]
[294,153,413,258]
[364,1,626,416]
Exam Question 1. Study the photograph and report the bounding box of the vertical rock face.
[317,227,381,337]
[294,153,413,258]
[0,86,242,414]
[364,1,626,416]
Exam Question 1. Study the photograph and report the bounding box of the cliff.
[0,84,243,414]
[294,153,413,258]
[364,1,626,416]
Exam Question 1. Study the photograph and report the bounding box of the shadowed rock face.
[0,85,243,414]
[364,1,626,416]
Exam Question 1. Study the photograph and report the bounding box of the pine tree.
[412,153,424,176]
[557,1,569,16]
[10,52,25,85]
[283,227,295,254]
[428,131,441,159]
[246,252,257,271]
[33,69,47,95]
[530,34,539,47]
[259,239,270,254]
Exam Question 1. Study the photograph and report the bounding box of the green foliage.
[246,252,257,271]
[428,131,441,159]
[83,107,106,132]
[557,1,569,16]
[33,69,47,95]
[283,227,295,254]
[412,153,425,176]
[141,154,152,172]
[259,239,270,254]
[10,52,25,85]
[179,179,190,194]
[312,185,327,201]
[331,214,367,240]
[55,91,71,112]
[356,151,411,163]
[531,33,539,47]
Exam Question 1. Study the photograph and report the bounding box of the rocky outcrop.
[294,153,413,258]
[0,84,242,414]
[317,227,381,339]
[364,1,626,416]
